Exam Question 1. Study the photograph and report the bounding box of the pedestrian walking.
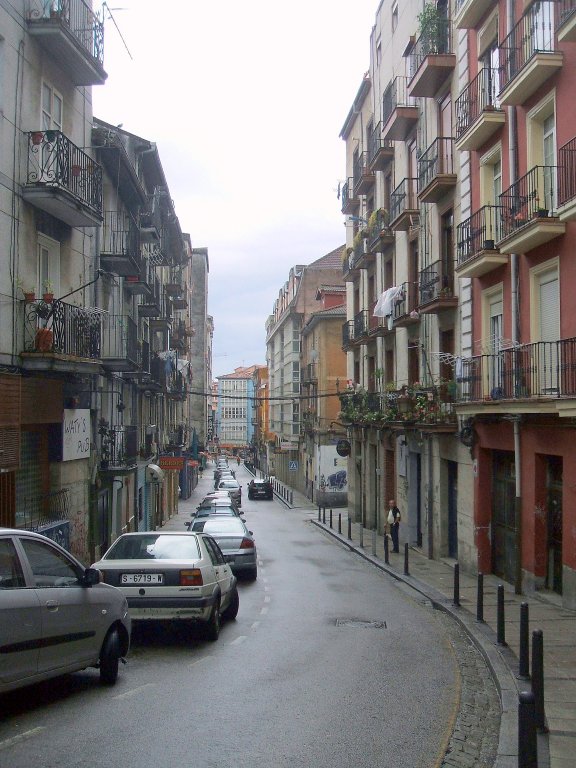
[387,499,401,553]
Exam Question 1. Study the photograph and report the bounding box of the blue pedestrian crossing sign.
[289,460,298,471]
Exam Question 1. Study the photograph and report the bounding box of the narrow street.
[0,465,464,768]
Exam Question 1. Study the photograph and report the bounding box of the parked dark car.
[247,479,273,500]
[189,517,257,580]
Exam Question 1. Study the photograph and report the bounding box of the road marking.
[229,636,247,646]
[0,728,45,751]
[188,656,213,669]
[264,595,271,603]
[260,606,268,615]
[264,585,271,592]
[251,621,260,630]
[113,683,156,700]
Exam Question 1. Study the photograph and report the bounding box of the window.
[392,1,398,32]
[37,234,60,297]
[20,538,82,588]
[0,540,26,589]
[479,144,502,207]
[41,82,63,131]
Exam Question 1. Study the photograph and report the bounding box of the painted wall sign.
[159,456,185,470]
[62,409,91,461]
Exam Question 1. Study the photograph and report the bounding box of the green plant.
[417,2,446,53]
[43,279,54,293]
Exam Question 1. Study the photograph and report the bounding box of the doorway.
[447,461,458,558]
[492,451,517,583]
[546,455,563,594]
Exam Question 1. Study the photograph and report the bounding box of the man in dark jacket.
[388,499,401,553]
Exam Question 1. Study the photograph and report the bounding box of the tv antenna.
[102,3,133,60]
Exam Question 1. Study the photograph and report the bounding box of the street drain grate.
[335,619,387,629]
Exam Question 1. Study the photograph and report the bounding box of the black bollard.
[359,523,364,548]
[384,533,389,564]
[338,513,341,534]
[290,491,293,505]
[518,691,538,768]
[329,508,333,528]
[372,527,377,556]
[453,562,460,607]
[347,516,352,540]
[532,629,546,732]
[497,584,507,646]
[322,506,326,524]
[318,506,321,521]
[519,602,530,680]
[476,573,484,623]
[404,542,409,575]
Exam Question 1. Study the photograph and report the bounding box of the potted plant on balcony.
[17,277,36,302]
[417,3,446,54]
[42,279,54,303]
[31,131,44,146]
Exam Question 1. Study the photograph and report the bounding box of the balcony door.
[534,264,560,394]
[37,234,60,298]
[488,291,504,396]
[543,113,556,211]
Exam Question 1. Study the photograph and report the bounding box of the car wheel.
[222,586,239,621]
[99,629,120,685]
[205,598,221,641]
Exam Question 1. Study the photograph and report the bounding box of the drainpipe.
[507,0,522,594]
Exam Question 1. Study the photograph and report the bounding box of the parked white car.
[93,531,239,641]
[0,528,131,694]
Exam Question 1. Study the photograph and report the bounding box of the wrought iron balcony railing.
[499,1,557,88]
[101,211,140,262]
[339,387,456,427]
[367,122,393,167]
[458,337,576,402]
[342,320,355,347]
[498,165,559,239]
[99,424,138,470]
[558,0,576,30]
[409,15,453,76]
[390,178,419,223]
[24,299,102,358]
[28,0,104,67]
[101,314,139,368]
[456,205,504,266]
[353,310,370,340]
[455,67,501,139]
[418,260,455,305]
[393,282,419,323]
[341,178,358,213]
[418,137,455,193]
[382,76,416,125]
[25,130,102,217]
[558,136,576,207]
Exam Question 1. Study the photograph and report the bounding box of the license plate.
[122,573,163,584]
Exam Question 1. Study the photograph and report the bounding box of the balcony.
[21,299,102,375]
[557,136,576,220]
[454,0,494,29]
[342,320,355,349]
[99,424,138,474]
[339,387,456,431]
[407,17,456,98]
[498,3,562,106]
[171,294,188,311]
[22,130,102,226]
[418,261,458,314]
[148,293,173,333]
[369,298,394,338]
[368,123,394,171]
[353,310,370,343]
[341,178,359,214]
[351,234,374,270]
[366,209,394,254]
[27,0,106,86]
[138,273,163,317]
[418,137,457,203]
[353,152,375,196]
[497,166,565,253]
[393,282,420,328]
[124,257,156,298]
[456,205,508,278]
[165,424,187,450]
[302,363,318,383]
[455,68,505,151]
[381,77,418,141]
[557,0,576,41]
[457,337,576,417]
[390,178,419,231]
[101,315,139,372]
[100,211,141,277]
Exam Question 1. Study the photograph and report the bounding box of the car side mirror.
[82,567,101,587]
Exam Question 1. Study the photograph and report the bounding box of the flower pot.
[42,292,54,303]
[35,328,53,352]
[31,132,44,145]
[23,291,36,303]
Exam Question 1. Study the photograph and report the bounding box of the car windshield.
[219,481,238,488]
[192,519,246,534]
[104,535,201,560]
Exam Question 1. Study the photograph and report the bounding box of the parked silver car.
[216,478,242,507]
[0,528,131,693]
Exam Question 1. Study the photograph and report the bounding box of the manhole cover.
[335,619,387,629]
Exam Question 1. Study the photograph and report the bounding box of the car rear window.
[191,518,246,535]
[104,535,201,560]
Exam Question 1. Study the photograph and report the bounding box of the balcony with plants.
[497,165,565,253]
[418,137,457,203]
[101,314,139,372]
[27,0,106,86]
[381,76,418,141]
[557,136,576,220]
[366,208,394,254]
[341,178,360,214]
[498,2,562,106]
[557,0,576,41]
[454,0,494,30]
[368,122,394,171]
[455,204,508,278]
[100,211,141,277]
[23,130,102,227]
[407,4,456,98]
[353,152,375,196]
[390,178,419,231]
[21,296,102,374]
[338,384,457,431]
[455,67,505,151]
[457,337,576,413]
[418,261,458,314]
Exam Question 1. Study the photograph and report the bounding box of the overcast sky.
[93,0,378,378]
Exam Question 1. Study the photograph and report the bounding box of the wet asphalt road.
[0,467,459,768]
